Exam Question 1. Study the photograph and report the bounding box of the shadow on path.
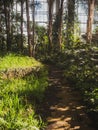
[38,65,96,130]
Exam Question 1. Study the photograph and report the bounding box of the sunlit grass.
[0,53,48,129]
[0,73,48,129]
[0,53,42,70]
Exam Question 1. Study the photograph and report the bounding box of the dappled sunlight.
[45,99,91,130]
[47,104,88,129]
[43,66,95,130]
[76,106,85,110]
[1,0,98,129]
[57,106,70,112]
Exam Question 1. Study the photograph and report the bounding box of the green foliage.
[35,25,49,57]
[0,35,6,51]
[48,42,98,121]
[62,44,98,112]
[62,14,81,50]
[35,25,47,43]
[0,53,48,129]
[0,53,42,70]
[11,34,26,51]
[93,26,98,34]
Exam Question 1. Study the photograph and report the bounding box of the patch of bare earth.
[39,65,95,130]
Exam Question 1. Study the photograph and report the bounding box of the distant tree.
[53,0,64,51]
[26,0,33,56]
[30,0,35,56]
[66,0,75,47]
[87,0,95,43]
[20,0,24,51]
[55,0,60,15]
[3,0,12,51]
[47,0,55,51]
[0,1,3,34]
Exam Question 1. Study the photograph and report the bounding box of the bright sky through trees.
[15,0,98,34]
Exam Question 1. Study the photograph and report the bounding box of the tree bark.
[58,0,64,50]
[87,0,95,43]
[26,0,33,57]
[56,0,60,15]
[52,0,64,51]
[3,1,11,51]
[20,0,24,51]
[47,0,54,51]
[32,0,35,57]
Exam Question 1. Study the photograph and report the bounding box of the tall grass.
[0,53,48,129]
[0,53,42,70]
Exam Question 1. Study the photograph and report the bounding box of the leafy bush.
[62,44,98,114]
[49,42,98,120]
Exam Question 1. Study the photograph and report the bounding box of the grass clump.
[0,53,42,70]
[0,53,48,130]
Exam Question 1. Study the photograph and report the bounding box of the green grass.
[0,53,48,129]
[0,53,42,70]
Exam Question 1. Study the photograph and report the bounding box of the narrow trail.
[39,65,95,130]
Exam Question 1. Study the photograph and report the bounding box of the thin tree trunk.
[20,0,24,51]
[10,1,14,29]
[3,1,11,51]
[8,3,12,48]
[48,0,54,50]
[16,1,18,33]
[32,0,35,56]
[26,0,33,57]
[58,0,64,50]
[87,0,95,43]
[0,15,1,32]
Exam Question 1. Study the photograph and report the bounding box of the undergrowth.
[44,42,98,127]
[0,53,48,130]
[0,53,42,70]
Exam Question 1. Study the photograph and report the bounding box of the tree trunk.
[56,0,60,15]
[52,0,64,51]
[87,0,95,43]
[16,1,18,33]
[58,0,64,50]
[32,0,35,57]
[20,0,24,51]
[47,0,54,51]
[3,1,11,51]
[26,0,33,57]
[67,0,75,46]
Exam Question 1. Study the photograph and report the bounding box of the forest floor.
[38,65,96,130]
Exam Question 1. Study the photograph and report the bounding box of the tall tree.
[53,0,64,50]
[47,0,55,50]
[26,0,33,56]
[20,0,24,51]
[0,1,3,34]
[3,0,11,51]
[58,0,64,50]
[66,0,75,46]
[31,0,35,56]
[87,0,95,43]
[55,0,60,14]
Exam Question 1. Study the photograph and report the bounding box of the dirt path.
[39,65,95,130]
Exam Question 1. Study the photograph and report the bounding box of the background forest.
[0,0,98,129]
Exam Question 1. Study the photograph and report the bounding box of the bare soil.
[39,65,96,130]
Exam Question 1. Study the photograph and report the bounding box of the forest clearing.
[0,0,98,130]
